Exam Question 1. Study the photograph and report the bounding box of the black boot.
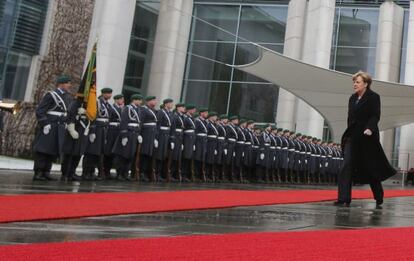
[42,171,57,181]
[33,171,46,181]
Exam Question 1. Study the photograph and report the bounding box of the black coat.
[341,89,396,184]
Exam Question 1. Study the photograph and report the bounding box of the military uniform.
[170,106,185,181]
[112,103,141,180]
[194,114,208,181]
[216,117,227,181]
[225,121,238,181]
[82,96,110,180]
[139,102,158,181]
[103,98,123,178]
[182,110,196,181]
[61,98,89,181]
[205,114,219,182]
[33,79,72,181]
[154,106,173,181]
[257,128,271,182]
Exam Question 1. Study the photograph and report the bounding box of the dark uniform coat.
[206,120,219,165]
[104,103,123,156]
[140,105,158,156]
[182,114,196,160]
[171,111,185,161]
[155,108,172,161]
[112,104,141,160]
[216,123,227,165]
[85,97,110,156]
[257,131,271,168]
[341,89,396,183]
[33,88,71,156]
[194,117,208,162]
[225,124,238,165]
[62,98,90,156]
[234,126,246,168]
[279,136,290,170]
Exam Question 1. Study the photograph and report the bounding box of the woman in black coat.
[335,71,396,208]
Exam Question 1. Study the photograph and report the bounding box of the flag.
[77,43,97,121]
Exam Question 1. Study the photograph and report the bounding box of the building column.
[146,0,193,102]
[277,0,307,131]
[399,1,414,170]
[86,0,136,95]
[295,0,335,138]
[374,1,404,161]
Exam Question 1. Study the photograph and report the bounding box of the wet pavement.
[0,169,413,245]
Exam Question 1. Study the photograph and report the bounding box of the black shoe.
[376,200,383,209]
[43,172,57,181]
[69,175,82,181]
[60,176,68,182]
[333,201,350,207]
[140,175,149,182]
[33,172,47,181]
[117,175,126,181]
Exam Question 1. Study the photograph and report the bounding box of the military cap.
[208,111,218,117]
[113,94,124,100]
[175,102,185,108]
[185,104,196,110]
[247,120,255,125]
[219,114,228,120]
[296,133,302,137]
[271,125,277,130]
[131,94,143,100]
[307,136,312,139]
[289,131,295,135]
[239,118,247,124]
[163,98,173,104]
[101,87,113,93]
[145,96,156,101]
[277,128,283,132]
[312,137,318,141]
[283,129,290,133]
[229,115,239,121]
[56,75,71,84]
[198,107,208,113]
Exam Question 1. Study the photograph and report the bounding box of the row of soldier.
[32,76,343,184]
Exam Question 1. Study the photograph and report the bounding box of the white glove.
[305,160,308,164]
[171,142,175,150]
[154,139,159,148]
[242,152,245,157]
[138,135,143,144]
[43,124,51,135]
[224,149,227,155]
[181,144,184,151]
[122,137,128,146]
[260,153,265,160]
[273,156,276,161]
[89,133,96,143]
[287,158,290,163]
[193,145,196,151]
[214,150,217,155]
[67,123,79,139]
[299,160,301,164]
[78,107,86,115]
[233,152,236,157]
[325,162,329,167]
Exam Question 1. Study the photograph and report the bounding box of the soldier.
[139,96,158,182]
[103,94,124,179]
[112,94,142,181]
[154,98,174,182]
[61,97,89,182]
[82,87,112,180]
[194,108,208,181]
[279,129,290,183]
[205,111,219,182]
[226,116,239,182]
[273,128,284,183]
[252,125,262,182]
[268,125,279,183]
[245,120,256,182]
[257,124,272,183]
[234,119,246,182]
[170,103,185,182]
[216,114,228,182]
[182,104,197,182]
[33,75,73,181]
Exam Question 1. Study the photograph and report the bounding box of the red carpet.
[1,227,414,260]
[1,189,414,223]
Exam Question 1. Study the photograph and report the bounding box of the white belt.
[270,146,276,149]
[144,122,156,126]
[307,152,311,155]
[185,129,195,133]
[208,135,217,138]
[282,147,288,150]
[128,123,139,127]
[160,126,170,131]
[228,138,236,142]
[218,137,225,140]
[276,146,281,149]
[237,141,245,144]
[109,122,120,126]
[47,111,66,117]
[315,155,321,157]
[264,144,270,147]
[245,142,252,145]
[295,150,300,153]
[96,118,109,122]
[300,152,306,154]
[197,133,207,137]
[175,129,183,133]
[328,156,333,158]
[321,156,327,158]
[253,146,259,149]
[289,149,295,152]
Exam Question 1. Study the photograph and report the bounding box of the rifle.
[134,142,142,181]
[165,146,173,182]
[178,152,182,182]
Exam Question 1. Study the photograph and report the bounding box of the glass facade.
[183,3,288,122]
[0,0,48,101]
[330,7,379,75]
[123,1,160,98]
